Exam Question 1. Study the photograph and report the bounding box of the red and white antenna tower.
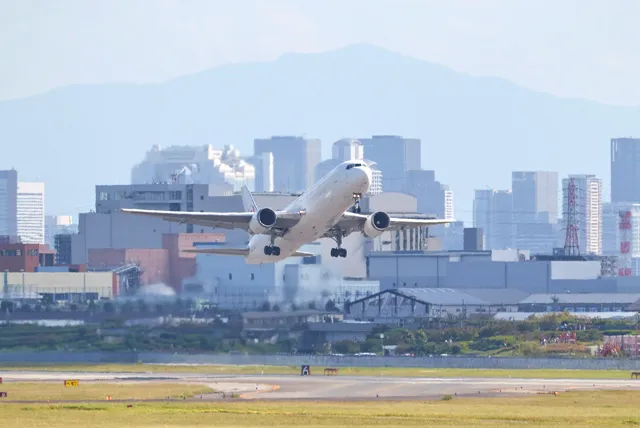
[619,210,632,276]
[563,177,580,256]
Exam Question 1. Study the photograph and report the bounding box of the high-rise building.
[45,215,78,248]
[473,189,514,250]
[246,152,274,192]
[0,170,18,239]
[360,135,421,192]
[254,136,322,193]
[315,139,383,195]
[611,137,640,204]
[561,174,602,255]
[17,182,45,244]
[131,144,256,192]
[512,171,559,253]
[332,138,364,161]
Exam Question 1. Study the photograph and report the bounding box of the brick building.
[0,238,55,272]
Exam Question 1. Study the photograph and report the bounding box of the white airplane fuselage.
[245,163,371,264]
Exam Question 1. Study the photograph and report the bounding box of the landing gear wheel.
[264,245,280,256]
[330,248,347,258]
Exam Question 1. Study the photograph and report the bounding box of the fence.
[2,352,640,370]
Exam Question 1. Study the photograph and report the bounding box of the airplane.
[121,160,455,264]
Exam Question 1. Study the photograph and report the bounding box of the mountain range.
[1,43,639,221]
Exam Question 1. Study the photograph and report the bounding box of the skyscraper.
[611,137,640,204]
[0,170,18,239]
[360,135,421,192]
[561,174,602,255]
[473,189,514,250]
[17,182,45,244]
[512,171,559,253]
[254,136,322,193]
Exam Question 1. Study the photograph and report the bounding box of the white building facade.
[562,174,602,255]
[17,182,45,244]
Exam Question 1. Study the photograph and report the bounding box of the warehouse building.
[366,249,640,293]
[3,271,118,301]
[517,293,640,313]
[345,288,518,322]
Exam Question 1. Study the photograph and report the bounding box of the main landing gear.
[330,230,347,258]
[264,235,281,256]
[352,193,362,214]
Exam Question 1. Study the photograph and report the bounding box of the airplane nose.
[354,167,371,191]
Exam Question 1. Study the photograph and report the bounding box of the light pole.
[380,333,385,356]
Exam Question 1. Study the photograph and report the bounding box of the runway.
[3,370,640,402]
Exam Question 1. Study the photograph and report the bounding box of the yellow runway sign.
[64,380,79,387]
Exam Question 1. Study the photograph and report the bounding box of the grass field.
[0,382,213,401]
[0,391,638,427]
[0,363,636,379]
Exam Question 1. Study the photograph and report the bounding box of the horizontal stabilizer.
[183,248,315,257]
[183,248,250,256]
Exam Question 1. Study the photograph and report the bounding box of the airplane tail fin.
[241,185,258,213]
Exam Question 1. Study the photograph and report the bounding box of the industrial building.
[517,293,640,313]
[366,249,640,293]
[0,239,55,272]
[345,288,516,322]
[2,271,118,301]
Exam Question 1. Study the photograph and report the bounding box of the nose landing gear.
[329,229,347,258]
[352,193,362,214]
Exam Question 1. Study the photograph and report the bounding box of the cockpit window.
[346,163,363,170]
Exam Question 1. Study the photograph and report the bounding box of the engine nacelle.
[363,211,391,238]
[248,208,277,234]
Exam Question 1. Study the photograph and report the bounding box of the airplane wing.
[120,208,304,230]
[183,247,314,257]
[331,211,454,236]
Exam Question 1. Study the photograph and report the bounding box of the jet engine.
[362,211,391,238]
[248,208,277,234]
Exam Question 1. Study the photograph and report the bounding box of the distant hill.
[1,43,639,219]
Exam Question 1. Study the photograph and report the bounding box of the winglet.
[241,185,258,213]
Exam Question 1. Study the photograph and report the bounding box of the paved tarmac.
[3,370,640,402]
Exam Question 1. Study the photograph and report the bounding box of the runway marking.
[239,384,280,399]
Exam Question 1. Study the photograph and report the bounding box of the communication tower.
[563,178,580,256]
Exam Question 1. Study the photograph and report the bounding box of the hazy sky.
[2,0,639,105]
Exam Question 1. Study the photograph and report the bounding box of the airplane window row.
[346,163,364,170]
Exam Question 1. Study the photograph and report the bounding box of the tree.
[272,304,281,312]
[307,301,317,310]
[325,299,337,312]
[260,301,271,312]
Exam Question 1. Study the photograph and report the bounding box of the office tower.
[561,174,602,255]
[246,152,274,192]
[512,171,559,253]
[0,170,18,239]
[17,182,45,244]
[332,138,364,161]
[360,135,421,192]
[254,136,322,193]
[131,144,255,192]
[611,138,640,204]
[45,215,77,248]
[473,189,514,250]
[315,139,383,195]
